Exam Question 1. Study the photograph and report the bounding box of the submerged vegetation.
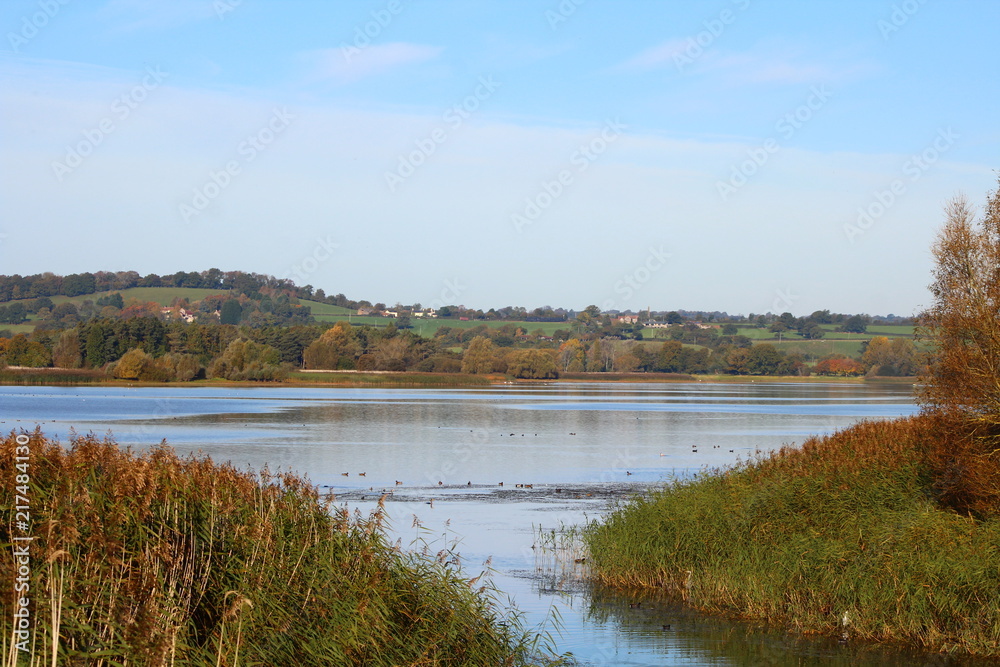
[0,432,555,666]
[586,178,1000,657]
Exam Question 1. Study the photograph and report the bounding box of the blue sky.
[1,0,997,316]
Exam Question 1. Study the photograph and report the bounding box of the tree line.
[0,268,358,311]
[0,271,920,380]
[0,312,919,381]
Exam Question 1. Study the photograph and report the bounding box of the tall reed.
[1,431,555,666]
[585,416,1000,656]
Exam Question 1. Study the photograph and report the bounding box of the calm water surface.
[6,381,969,665]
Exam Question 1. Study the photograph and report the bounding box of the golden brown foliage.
[302,321,360,370]
[0,431,537,665]
[918,176,1000,515]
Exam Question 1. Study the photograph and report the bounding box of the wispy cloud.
[611,39,690,72]
[304,43,443,84]
[611,41,878,85]
[698,50,862,85]
[99,0,219,32]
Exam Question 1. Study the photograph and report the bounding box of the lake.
[7,380,964,665]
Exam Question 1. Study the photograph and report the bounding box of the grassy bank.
[0,368,495,388]
[0,432,555,666]
[2,366,912,388]
[585,416,1000,656]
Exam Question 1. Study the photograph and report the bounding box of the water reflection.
[0,382,918,492]
[3,381,964,665]
[580,586,983,666]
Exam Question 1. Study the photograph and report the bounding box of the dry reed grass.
[1,431,553,666]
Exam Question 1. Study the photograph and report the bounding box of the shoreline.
[584,415,1000,657]
[0,433,544,664]
[0,366,917,388]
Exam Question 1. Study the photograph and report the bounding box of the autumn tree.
[615,349,641,373]
[303,321,360,370]
[0,335,50,367]
[724,347,750,375]
[744,344,787,375]
[114,348,153,380]
[918,179,1000,514]
[461,336,496,374]
[506,349,558,379]
[157,353,202,381]
[208,339,286,381]
[861,336,918,377]
[557,339,585,372]
[52,328,83,368]
[919,183,1000,431]
[372,336,413,371]
[586,339,605,372]
[813,355,865,377]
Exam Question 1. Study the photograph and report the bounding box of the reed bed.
[585,416,1000,656]
[1,432,555,666]
[286,372,493,387]
[0,369,106,385]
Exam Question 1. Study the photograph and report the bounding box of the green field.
[770,339,866,358]
[109,286,231,304]
[6,286,232,309]
[866,325,916,336]
[640,326,806,340]
[736,326,800,340]
[297,299,356,316]
[730,325,913,341]
[730,325,912,342]
[308,315,571,338]
[311,314,388,327]
[0,323,35,335]
[414,319,568,336]
[640,324,912,350]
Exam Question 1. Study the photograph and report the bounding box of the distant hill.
[5,287,233,308]
[0,270,314,302]
[297,300,355,316]
[0,270,363,330]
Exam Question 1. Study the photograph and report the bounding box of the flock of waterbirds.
[317,430,762,501]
